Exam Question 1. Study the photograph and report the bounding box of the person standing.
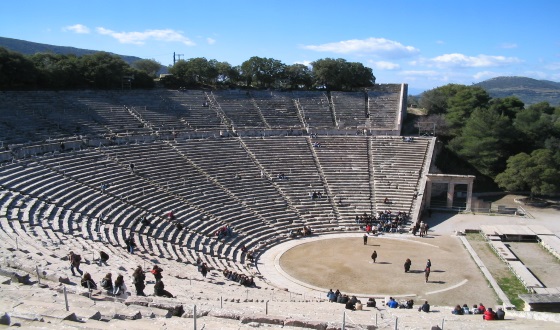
[371,250,378,263]
[151,265,163,282]
[404,258,412,272]
[125,234,136,254]
[68,251,83,276]
[363,233,368,245]
[425,266,431,283]
[132,266,146,296]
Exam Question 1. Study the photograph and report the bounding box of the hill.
[475,76,560,106]
[0,36,142,65]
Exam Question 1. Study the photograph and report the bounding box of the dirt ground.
[278,234,499,307]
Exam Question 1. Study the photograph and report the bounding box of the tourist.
[496,307,505,320]
[363,233,368,245]
[386,297,398,308]
[151,265,163,282]
[419,301,430,313]
[113,274,127,297]
[404,258,412,272]
[483,307,496,320]
[124,234,136,254]
[327,289,336,302]
[68,251,83,276]
[132,266,146,296]
[371,250,378,263]
[424,266,430,283]
[98,250,109,266]
[100,273,113,293]
[154,280,174,298]
[81,272,97,290]
[462,304,471,314]
[452,305,464,315]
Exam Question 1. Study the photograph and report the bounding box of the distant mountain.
[0,36,142,65]
[475,76,560,106]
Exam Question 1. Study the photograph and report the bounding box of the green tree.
[241,56,285,88]
[513,102,559,150]
[488,96,524,119]
[79,52,130,89]
[445,86,490,135]
[132,59,161,78]
[311,58,374,91]
[0,47,39,88]
[449,107,515,177]
[283,64,313,90]
[418,84,465,115]
[495,149,560,198]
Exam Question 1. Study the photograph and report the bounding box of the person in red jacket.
[483,307,497,320]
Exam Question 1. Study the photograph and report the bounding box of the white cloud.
[302,37,419,58]
[544,62,560,70]
[294,60,313,67]
[370,61,400,70]
[63,24,90,34]
[206,37,216,45]
[428,53,521,68]
[499,43,518,49]
[398,70,440,77]
[96,27,195,46]
[473,71,500,80]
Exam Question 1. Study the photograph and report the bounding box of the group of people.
[289,226,313,238]
[358,211,409,235]
[451,303,505,320]
[215,225,233,239]
[310,191,324,200]
[412,221,429,237]
[326,289,361,310]
[386,297,414,309]
[222,268,255,287]
[70,249,175,299]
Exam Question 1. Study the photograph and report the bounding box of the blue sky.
[2,0,559,93]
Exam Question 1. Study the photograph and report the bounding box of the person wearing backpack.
[69,251,83,276]
[151,265,163,282]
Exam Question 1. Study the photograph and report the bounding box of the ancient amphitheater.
[1,86,559,329]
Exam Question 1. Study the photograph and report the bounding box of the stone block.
[240,314,284,325]
[284,319,327,330]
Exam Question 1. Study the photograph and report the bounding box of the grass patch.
[465,233,528,310]
[496,274,528,310]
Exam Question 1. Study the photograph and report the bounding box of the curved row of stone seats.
[102,141,283,266]
[330,91,368,129]
[367,89,401,130]
[312,136,372,223]
[241,136,339,230]
[371,136,431,216]
[212,90,266,128]
[112,90,192,132]
[250,90,303,128]
[291,91,334,128]
[172,139,300,229]
[165,90,226,130]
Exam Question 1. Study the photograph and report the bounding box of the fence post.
[35,265,41,284]
[395,316,398,330]
[193,305,197,330]
[442,318,445,329]
[342,311,346,330]
[63,286,69,311]
[266,300,268,315]
[220,296,223,309]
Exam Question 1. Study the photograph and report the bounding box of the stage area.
[261,234,499,307]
